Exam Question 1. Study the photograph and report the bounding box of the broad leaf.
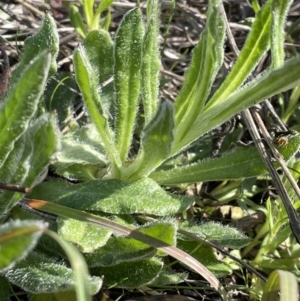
[4,252,101,294]
[179,221,251,249]
[0,52,51,169]
[0,114,58,216]
[31,178,194,215]
[57,217,112,253]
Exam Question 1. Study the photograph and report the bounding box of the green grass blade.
[45,230,98,301]
[114,8,144,162]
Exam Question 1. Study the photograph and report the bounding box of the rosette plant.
[1,0,300,301]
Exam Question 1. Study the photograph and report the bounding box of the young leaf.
[0,52,51,170]
[0,220,46,271]
[70,5,87,39]
[122,100,174,181]
[73,46,121,171]
[83,0,94,30]
[114,8,144,162]
[174,0,225,143]
[152,133,300,185]
[141,0,161,124]
[92,0,114,30]
[30,178,194,216]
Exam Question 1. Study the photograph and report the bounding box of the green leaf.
[83,30,114,84]
[0,220,46,271]
[94,0,114,18]
[91,257,163,288]
[73,46,121,171]
[141,0,161,124]
[84,236,155,267]
[172,56,300,154]
[70,5,87,39]
[179,221,251,249]
[85,220,176,267]
[31,178,194,216]
[152,133,300,184]
[4,252,101,294]
[0,114,58,216]
[54,125,108,181]
[270,0,293,69]
[262,270,298,301]
[92,0,114,30]
[205,0,271,110]
[122,100,174,181]
[114,8,144,162]
[174,0,225,142]
[83,0,94,29]
[9,13,58,84]
[57,217,112,253]
[0,52,51,169]
[178,240,232,278]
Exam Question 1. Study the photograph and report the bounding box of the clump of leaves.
[1,0,300,300]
